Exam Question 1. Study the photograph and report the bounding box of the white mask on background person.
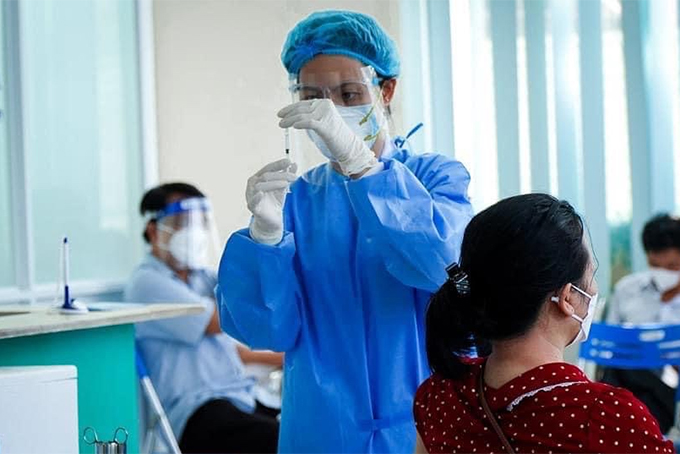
[649,268,680,292]
[552,285,598,347]
[307,104,383,161]
[166,226,210,270]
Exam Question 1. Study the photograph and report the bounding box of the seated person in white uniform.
[124,182,282,454]
[604,213,680,433]
[607,214,680,324]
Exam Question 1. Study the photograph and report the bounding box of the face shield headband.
[151,197,212,222]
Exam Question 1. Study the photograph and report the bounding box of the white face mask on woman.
[552,284,598,347]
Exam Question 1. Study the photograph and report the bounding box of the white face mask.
[553,285,598,347]
[568,285,598,346]
[307,104,383,161]
[307,129,335,161]
[649,268,680,292]
[166,227,210,270]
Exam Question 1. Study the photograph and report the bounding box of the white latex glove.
[246,158,297,245]
[278,99,378,176]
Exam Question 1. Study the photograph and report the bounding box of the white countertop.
[0,365,78,384]
[0,302,205,340]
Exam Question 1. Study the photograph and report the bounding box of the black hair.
[642,214,680,253]
[139,182,205,243]
[425,193,590,380]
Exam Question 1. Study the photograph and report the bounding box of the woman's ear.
[381,79,397,106]
[553,284,575,317]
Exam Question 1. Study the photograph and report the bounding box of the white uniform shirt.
[607,269,680,324]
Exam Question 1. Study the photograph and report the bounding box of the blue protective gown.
[216,141,473,453]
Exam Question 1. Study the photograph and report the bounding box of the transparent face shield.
[152,197,221,271]
[288,65,390,153]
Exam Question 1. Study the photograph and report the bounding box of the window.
[0,0,152,303]
[449,0,499,210]
[602,0,633,283]
[406,0,680,292]
[0,2,13,288]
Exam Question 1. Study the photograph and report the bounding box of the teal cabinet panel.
[0,324,139,453]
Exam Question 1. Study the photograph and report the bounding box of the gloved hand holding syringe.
[245,117,297,245]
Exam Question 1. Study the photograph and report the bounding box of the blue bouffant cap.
[281,10,400,79]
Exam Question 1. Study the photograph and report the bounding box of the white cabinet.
[0,366,78,454]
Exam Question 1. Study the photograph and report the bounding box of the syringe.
[285,128,290,155]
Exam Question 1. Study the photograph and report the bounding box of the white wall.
[153,0,403,245]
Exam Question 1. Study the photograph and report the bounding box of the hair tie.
[446,263,470,296]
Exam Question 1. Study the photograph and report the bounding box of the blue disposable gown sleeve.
[215,229,302,352]
[345,155,472,292]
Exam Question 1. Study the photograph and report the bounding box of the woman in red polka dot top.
[414,194,676,454]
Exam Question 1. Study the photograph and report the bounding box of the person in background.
[216,10,473,453]
[415,193,674,454]
[607,214,680,324]
[603,213,680,434]
[124,182,282,454]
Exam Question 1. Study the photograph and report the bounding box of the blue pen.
[62,237,71,308]
[59,237,88,314]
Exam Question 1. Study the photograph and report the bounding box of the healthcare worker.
[216,10,473,453]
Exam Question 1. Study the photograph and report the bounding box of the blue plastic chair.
[579,322,680,369]
[579,322,680,437]
[135,347,181,454]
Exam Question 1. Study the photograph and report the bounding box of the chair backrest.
[135,346,150,379]
[579,322,680,369]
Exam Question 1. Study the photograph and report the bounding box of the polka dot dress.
[413,359,676,453]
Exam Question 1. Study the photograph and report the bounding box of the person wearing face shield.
[414,194,674,454]
[215,10,473,453]
[124,183,282,454]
